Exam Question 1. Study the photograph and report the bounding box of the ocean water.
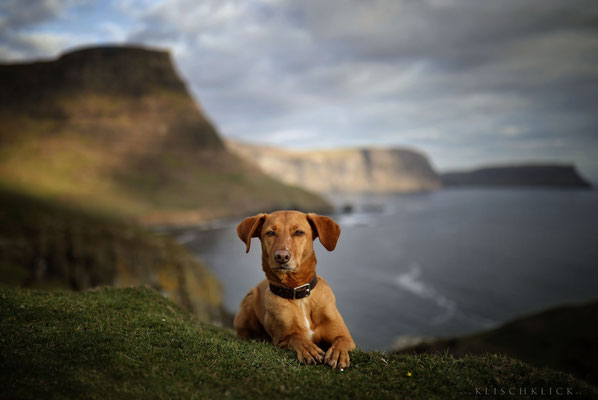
[177,188,598,350]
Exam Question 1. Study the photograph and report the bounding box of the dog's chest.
[298,299,315,340]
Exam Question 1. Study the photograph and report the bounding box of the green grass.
[1,285,596,400]
[394,300,598,386]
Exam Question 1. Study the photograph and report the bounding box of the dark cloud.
[0,0,71,30]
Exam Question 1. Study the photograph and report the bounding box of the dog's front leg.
[277,332,325,365]
[324,336,354,369]
[265,312,324,365]
[316,308,356,369]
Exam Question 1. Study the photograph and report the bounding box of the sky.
[1,0,597,181]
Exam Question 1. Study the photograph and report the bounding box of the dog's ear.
[307,213,341,251]
[237,213,267,253]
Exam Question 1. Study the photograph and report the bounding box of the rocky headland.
[226,140,442,194]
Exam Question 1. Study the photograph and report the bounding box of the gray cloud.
[0,0,86,59]
[1,0,597,180]
[0,0,71,30]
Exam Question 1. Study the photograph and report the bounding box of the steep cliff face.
[0,189,227,325]
[0,46,330,222]
[0,46,222,149]
[226,140,441,193]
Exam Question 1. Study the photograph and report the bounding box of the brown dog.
[234,210,355,369]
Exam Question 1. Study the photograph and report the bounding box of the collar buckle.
[293,283,311,299]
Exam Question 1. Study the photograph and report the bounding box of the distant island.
[441,164,592,188]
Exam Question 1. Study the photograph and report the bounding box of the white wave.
[395,263,457,324]
[337,213,376,227]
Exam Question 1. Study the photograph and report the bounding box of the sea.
[174,188,598,350]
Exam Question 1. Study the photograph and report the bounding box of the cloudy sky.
[1,0,597,181]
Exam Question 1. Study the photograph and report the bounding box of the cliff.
[226,140,442,194]
[0,46,221,149]
[0,46,330,223]
[0,188,228,325]
[441,164,592,188]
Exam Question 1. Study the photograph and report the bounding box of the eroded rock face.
[0,189,228,325]
[227,140,442,193]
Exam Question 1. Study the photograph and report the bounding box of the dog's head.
[237,210,341,283]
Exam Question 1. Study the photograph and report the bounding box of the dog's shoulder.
[314,275,335,300]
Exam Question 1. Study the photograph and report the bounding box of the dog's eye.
[295,230,305,236]
[265,231,276,237]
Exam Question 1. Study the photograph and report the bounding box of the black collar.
[269,275,318,300]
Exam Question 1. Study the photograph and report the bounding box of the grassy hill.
[1,285,596,400]
[393,300,598,387]
[0,46,330,224]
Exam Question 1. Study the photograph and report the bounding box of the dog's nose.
[274,250,291,264]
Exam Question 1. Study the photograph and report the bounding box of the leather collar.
[269,275,318,300]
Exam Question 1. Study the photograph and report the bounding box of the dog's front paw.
[293,339,325,365]
[325,337,353,370]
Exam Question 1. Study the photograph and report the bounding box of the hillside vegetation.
[0,46,330,224]
[0,187,226,324]
[1,285,596,400]
[394,300,598,386]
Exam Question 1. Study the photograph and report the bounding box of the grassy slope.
[394,301,598,386]
[1,285,596,400]
[0,125,332,223]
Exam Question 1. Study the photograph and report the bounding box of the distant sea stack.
[226,140,442,193]
[441,164,592,188]
[0,46,330,221]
